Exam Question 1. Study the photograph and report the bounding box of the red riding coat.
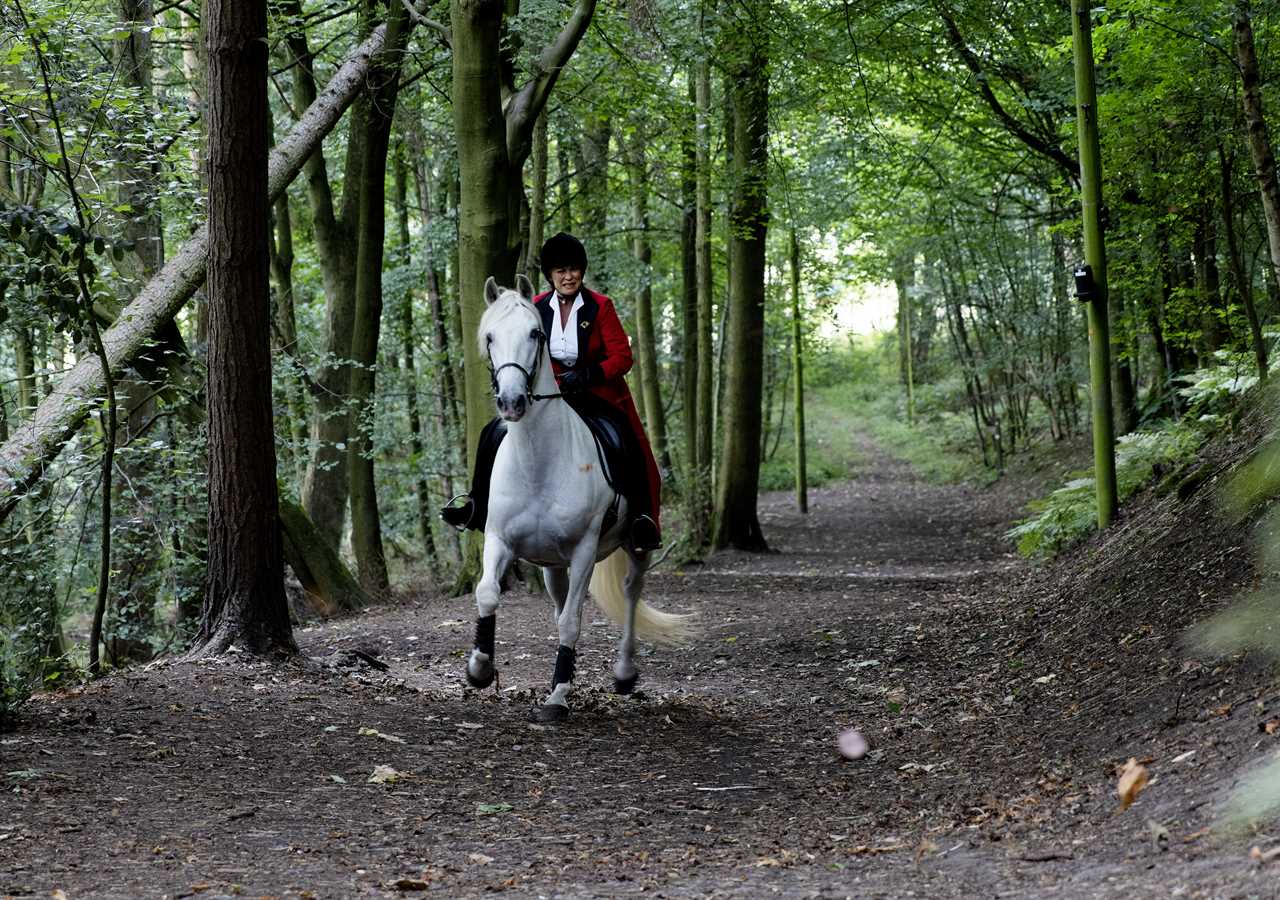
[534,288,661,527]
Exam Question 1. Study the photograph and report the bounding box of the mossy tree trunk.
[449,0,597,587]
[711,10,769,553]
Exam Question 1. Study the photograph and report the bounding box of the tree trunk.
[1235,1,1280,304]
[1219,141,1269,379]
[100,0,166,667]
[680,85,700,518]
[347,2,411,597]
[579,114,611,290]
[192,0,293,656]
[790,229,807,514]
[393,145,439,572]
[269,181,310,485]
[1071,0,1118,529]
[279,496,370,616]
[625,137,670,475]
[449,0,597,585]
[0,23,391,525]
[711,16,769,553]
[692,55,714,545]
[893,252,915,423]
[526,111,548,282]
[281,0,362,552]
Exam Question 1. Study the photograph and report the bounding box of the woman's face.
[551,266,583,298]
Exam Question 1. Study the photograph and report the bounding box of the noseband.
[488,329,563,403]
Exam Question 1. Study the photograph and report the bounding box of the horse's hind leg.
[613,550,647,695]
[531,542,598,723]
[467,537,514,689]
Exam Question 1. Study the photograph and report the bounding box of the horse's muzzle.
[497,392,528,422]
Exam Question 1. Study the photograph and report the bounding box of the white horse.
[465,275,694,722]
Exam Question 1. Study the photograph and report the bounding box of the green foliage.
[1008,424,1206,557]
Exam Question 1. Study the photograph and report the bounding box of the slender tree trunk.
[1072,0,1118,529]
[1235,1,1280,304]
[556,135,573,233]
[193,0,293,656]
[1219,142,1269,379]
[893,252,915,423]
[625,137,670,475]
[281,0,361,551]
[711,15,769,553]
[269,185,309,484]
[527,111,548,282]
[693,55,714,544]
[680,85,700,524]
[393,145,439,571]
[347,1,410,597]
[579,114,611,290]
[790,229,807,514]
[102,0,166,666]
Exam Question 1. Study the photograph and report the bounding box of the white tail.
[588,549,697,645]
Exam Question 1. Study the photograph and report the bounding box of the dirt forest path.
[1,433,1269,898]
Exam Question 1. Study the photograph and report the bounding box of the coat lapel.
[534,292,554,338]
[575,289,601,367]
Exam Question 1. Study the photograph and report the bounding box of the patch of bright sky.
[811,233,896,340]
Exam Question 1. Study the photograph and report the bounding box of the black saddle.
[565,395,629,495]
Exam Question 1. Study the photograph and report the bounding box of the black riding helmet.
[539,232,588,286]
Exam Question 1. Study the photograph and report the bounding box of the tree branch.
[505,0,598,167]
[401,0,450,47]
[934,4,1080,182]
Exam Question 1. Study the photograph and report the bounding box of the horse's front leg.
[467,535,514,689]
[530,539,599,723]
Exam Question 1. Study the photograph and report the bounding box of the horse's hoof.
[614,673,639,695]
[528,704,570,724]
[466,667,495,689]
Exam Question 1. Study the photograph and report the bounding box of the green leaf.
[475,802,514,816]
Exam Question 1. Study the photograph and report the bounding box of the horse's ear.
[515,273,534,301]
[484,276,500,306]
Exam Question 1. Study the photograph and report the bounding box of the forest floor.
[5,427,1280,899]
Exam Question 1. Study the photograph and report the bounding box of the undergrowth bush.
[1007,419,1208,557]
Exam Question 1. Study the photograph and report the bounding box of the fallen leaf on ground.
[1263,719,1280,735]
[475,802,514,816]
[368,765,407,784]
[1117,758,1149,811]
[1211,704,1233,718]
[358,727,406,744]
[468,852,494,865]
[848,845,907,855]
[1250,845,1280,864]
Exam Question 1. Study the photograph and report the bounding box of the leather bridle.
[488,327,563,403]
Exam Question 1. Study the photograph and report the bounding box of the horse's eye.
[485,333,493,345]
[530,328,543,341]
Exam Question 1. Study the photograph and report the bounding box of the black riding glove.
[558,369,591,393]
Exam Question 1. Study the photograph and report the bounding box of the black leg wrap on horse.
[474,614,496,659]
[552,645,576,689]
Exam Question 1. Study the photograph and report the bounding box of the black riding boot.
[440,419,506,531]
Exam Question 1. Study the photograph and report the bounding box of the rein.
[488,329,564,403]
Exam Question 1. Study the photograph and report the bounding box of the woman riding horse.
[441,232,662,551]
